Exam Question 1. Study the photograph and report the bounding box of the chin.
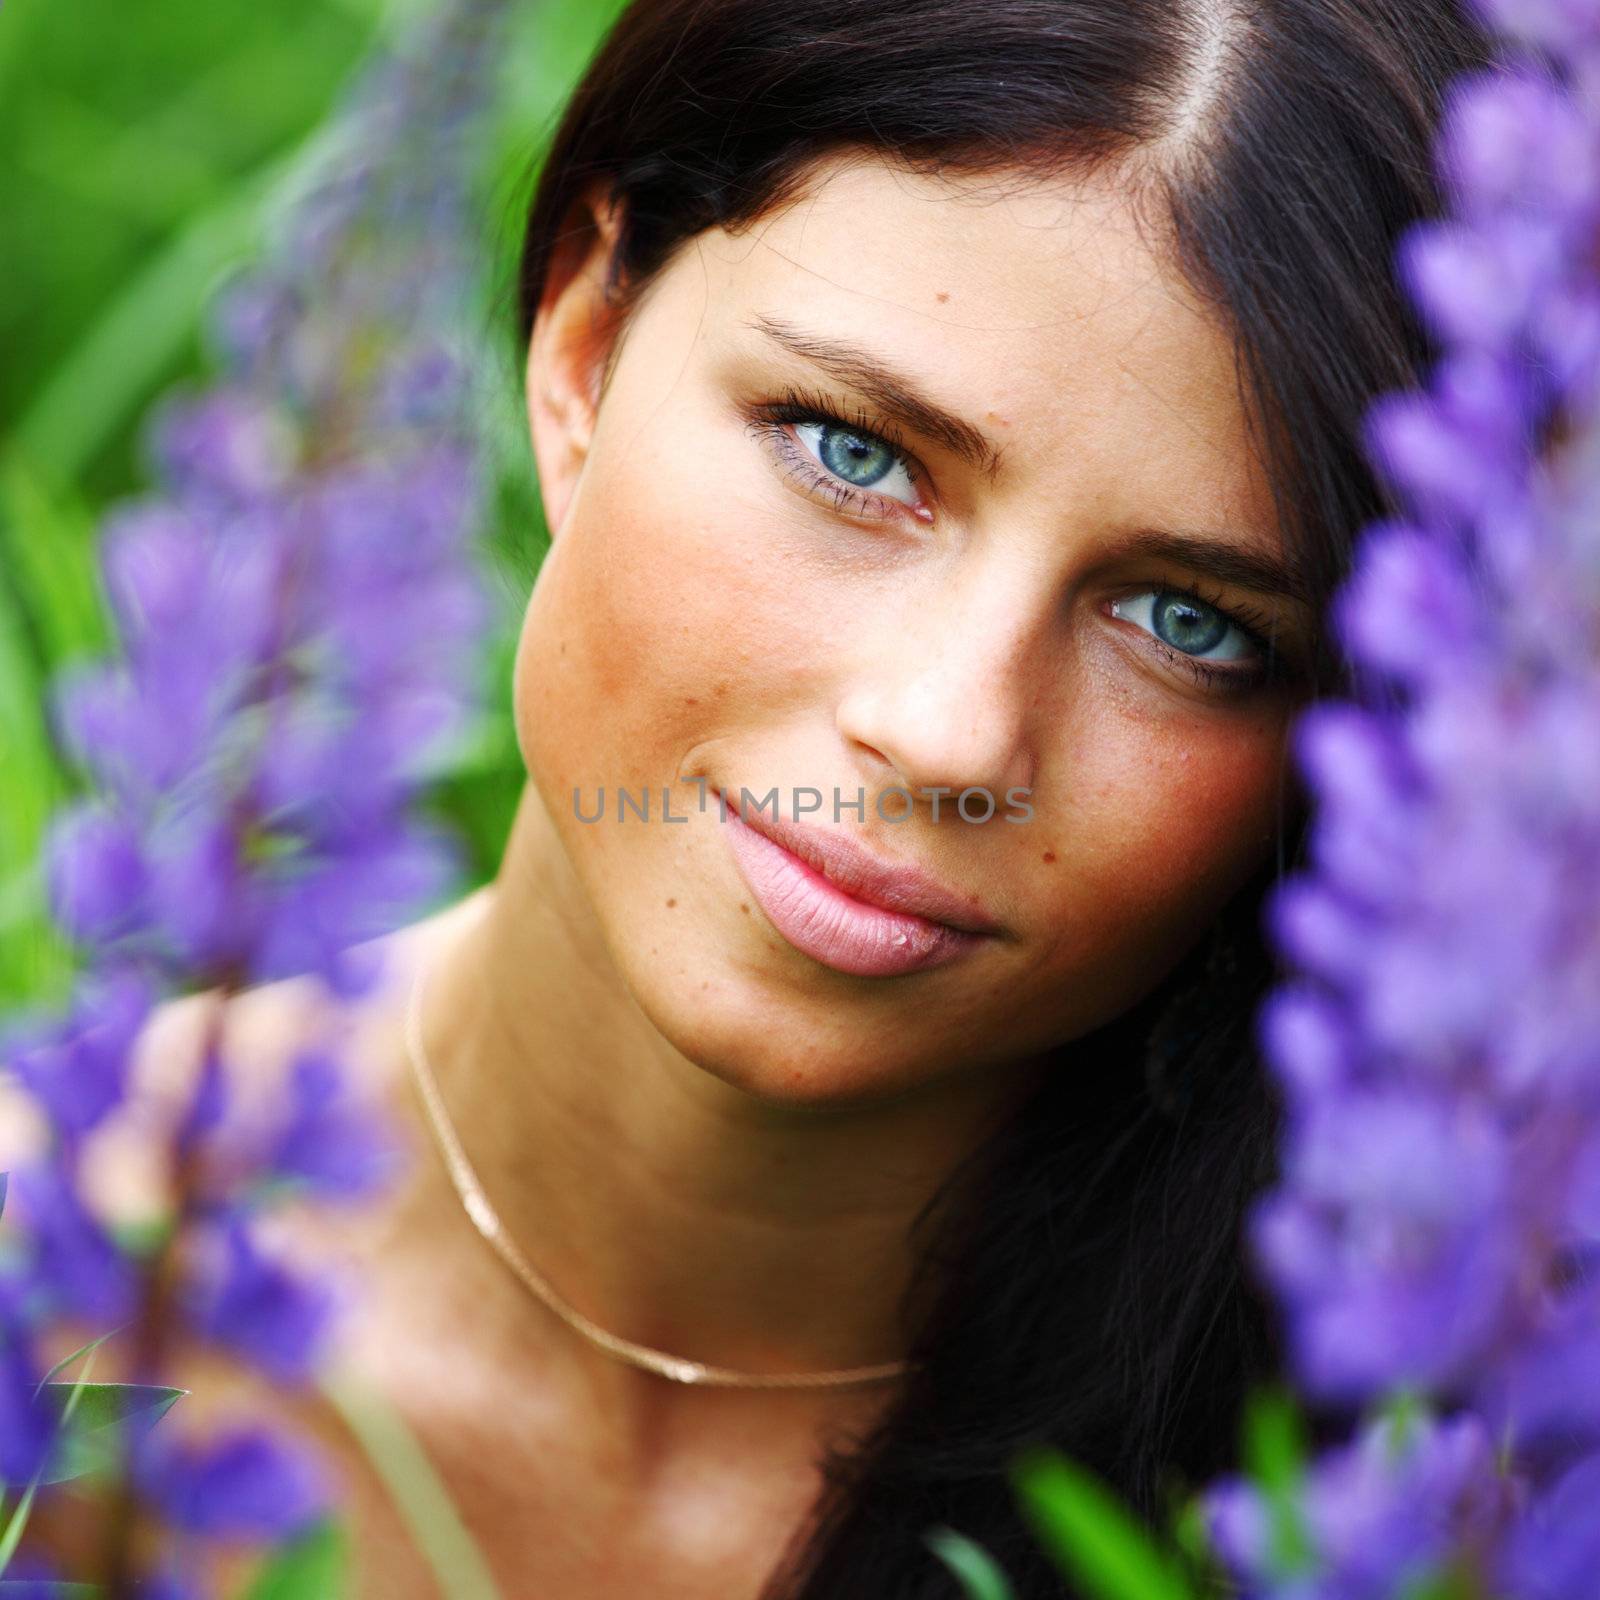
[625,961,946,1113]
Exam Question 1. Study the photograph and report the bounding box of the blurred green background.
[0,0,626,1010]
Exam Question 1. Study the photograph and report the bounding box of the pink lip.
[717,790,999,978]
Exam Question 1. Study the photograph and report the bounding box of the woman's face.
[515,154,1314,1107]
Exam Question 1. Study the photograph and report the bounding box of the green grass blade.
[0,455,107,667]
[1011,1446,1195,1600]
[0,516,70,1007]
[1241,1386,1313,1580]
[317,1369,502,1600]
[0,1344,102,1574]
[34,1330,117,1391]
[924,1525,1017,1600]
[11,163,287,489]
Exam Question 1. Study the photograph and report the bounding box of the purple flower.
[42,803,148,946]
[0,1327,54,1487]
[1251,1088,1522,1398]
[260,1050,404,1201]
[1328,520,1489,690]
[1401,215,1566,349]
[52,661,207,809]
[2,0,505,1586]
[1439,70,1600,224]
[0,1554,97,1598]
[1205,1410,1509,1600]
[1206,6,1600,1595]
[1254,982,1359,1108]
[1493,1448,1600,1599]
[2,967,151,1145]
[182,1216,336,1385]
[1471,0,1600,51]
[146,388,299,504]
[135,1424,328,1540]
[12,1159,136,1327]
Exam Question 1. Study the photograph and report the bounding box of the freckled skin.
[516,156,1308,1110]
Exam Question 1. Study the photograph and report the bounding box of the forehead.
[659,152,1275,537]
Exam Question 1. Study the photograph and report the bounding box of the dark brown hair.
[513,3,1489,1594]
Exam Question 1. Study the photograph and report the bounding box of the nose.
[834,566,1041,810]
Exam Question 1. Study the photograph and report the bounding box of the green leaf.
[1010,1446,1195,1600]
[924,1525,1017,1600]
[34,1381,185,1487]
[0,1350,108,1572]
[1241,1386,1314,1580]
[0,1350,112,1574]
[241,1518,347,1600]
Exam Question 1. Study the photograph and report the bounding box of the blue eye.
[792,420,918,505]
[1111,589,1259,664]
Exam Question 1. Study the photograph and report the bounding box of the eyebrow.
[1116,528,1317,609]
[747,314,1314,611]
[747,314,1006,480]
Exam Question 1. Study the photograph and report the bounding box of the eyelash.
[745,390,1295,698]
[745,387,927,521]
[1119,575,1289,696]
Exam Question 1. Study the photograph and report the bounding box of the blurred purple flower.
[0,0,505,1585]
[1251,1089,1523,1398]
[1207,8,1600,1596]
[1473,0,1600,51]
[1494,1448,1600,1599]
[12,1159,136,1328]
[1440,70,1600,221]
[183,1216,336,1385]
[42,804,148,947]
[135,1425,328,1541]
[1205,1411,1509,1600]
[0,1329,54,1488]
[2,966,151,1145]
[261,1049,403,1201]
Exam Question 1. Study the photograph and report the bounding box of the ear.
[525,182,628,538]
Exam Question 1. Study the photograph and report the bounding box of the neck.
[397,782,1041,1426]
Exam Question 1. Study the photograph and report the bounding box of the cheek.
[1022,694,1290,991]
[1119,711,1284,886]
[516,438,850,785]
[510,439,829,841]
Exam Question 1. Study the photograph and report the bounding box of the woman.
[74,0,1492,1595]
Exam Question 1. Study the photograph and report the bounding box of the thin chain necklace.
[402,946,915,1390]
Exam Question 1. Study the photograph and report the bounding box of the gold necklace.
[401,947,915,1390]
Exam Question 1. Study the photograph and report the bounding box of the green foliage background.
[0,0,628,1013]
